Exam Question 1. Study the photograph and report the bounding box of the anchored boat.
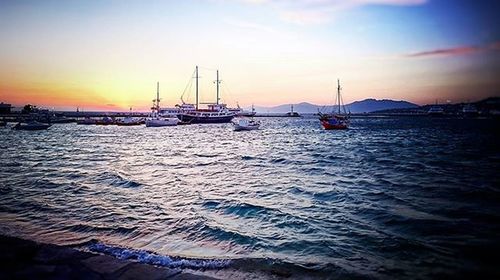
[77,117,97,125]
[232,117,260,131]
[116,116,142,126]
[12,121,51,130]
[145,82,178,127]
[318,79,350,130]
[177,66,235,124]
[229,103,256,117]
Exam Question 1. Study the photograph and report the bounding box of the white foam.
[87,242,232,269]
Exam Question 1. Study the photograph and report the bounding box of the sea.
[0,116,499,279]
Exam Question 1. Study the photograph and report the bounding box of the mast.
[337,79,341,114]
[216,70,220,105]
[156,81,160,112]
[195,66,199,110]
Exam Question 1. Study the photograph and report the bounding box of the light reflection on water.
[0,116,499,278]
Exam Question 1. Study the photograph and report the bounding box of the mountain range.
[251,99,418,114]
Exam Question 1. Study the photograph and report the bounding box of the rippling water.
[1,116,499,279]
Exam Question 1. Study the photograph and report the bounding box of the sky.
[0,0,499,111]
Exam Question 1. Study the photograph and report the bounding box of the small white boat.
[232,118,260,131]
[116,116,142,126]
[76,117,97,125]
[145,117,178,127]
[145,82,178,127]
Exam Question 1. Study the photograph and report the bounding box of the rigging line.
[334,84,339,114]
[180,69,196,103]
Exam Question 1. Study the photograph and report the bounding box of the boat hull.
[233,124,260,131]
[13,124,51,130]
[116,122,142,126]
[321,120,348,130]
[178,114,234,124]
[145,118,178,127]
[319,114,349,130]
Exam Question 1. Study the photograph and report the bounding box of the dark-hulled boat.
[77,117,97,125]
[318,79,350,130]
[177,66,235,124]
[12,121,51,130]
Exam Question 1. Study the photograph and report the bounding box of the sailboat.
[116,108,142,126]
[427,99,444,117]
[228,103,256,117]
[319,79,350,130]
[177,66,235,124]
[145,82,179,127]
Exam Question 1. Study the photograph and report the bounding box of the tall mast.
[216,70,220,105]
[195,66,199,110]
[156,81,160,111]
[337,79,341,114]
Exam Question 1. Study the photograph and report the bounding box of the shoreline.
[0,234,327,280]
[0,234,215,280]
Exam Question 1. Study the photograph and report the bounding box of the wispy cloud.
[224,19,275,33]
[237,0,428,25]
[405,42,500,58]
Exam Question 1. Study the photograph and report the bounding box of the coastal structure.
[0,102,12,114]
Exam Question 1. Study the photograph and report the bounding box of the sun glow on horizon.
[0,0,498,111]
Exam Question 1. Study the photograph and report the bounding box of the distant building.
[0,102,12,114]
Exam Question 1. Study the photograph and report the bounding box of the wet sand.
[0,235,215,280]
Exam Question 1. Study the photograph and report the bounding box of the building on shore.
[0,103,12,114]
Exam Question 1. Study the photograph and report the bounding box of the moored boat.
[77,117,97,125]
[462,103,478,117]
[177,67,235,124]
[318,79,350,130]
[427,100,444,116]
[145,82,179,127]
[12,121,51,130]
[116,116,142,126]
[95,116,115,125]
[232,117,260,131]
[428,106,444,116]
[229,104,256,117]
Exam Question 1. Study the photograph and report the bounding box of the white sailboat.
[145,82,178,127]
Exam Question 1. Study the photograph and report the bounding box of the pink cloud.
[405,42,500,58]
[237,0,428,25]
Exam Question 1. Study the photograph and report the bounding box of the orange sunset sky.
[1,0,499,111]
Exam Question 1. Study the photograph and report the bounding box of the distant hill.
[372,96,500,115]
[253,99,418,114]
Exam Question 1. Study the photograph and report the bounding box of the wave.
[94,171,142,188]
[86,242,232,269]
